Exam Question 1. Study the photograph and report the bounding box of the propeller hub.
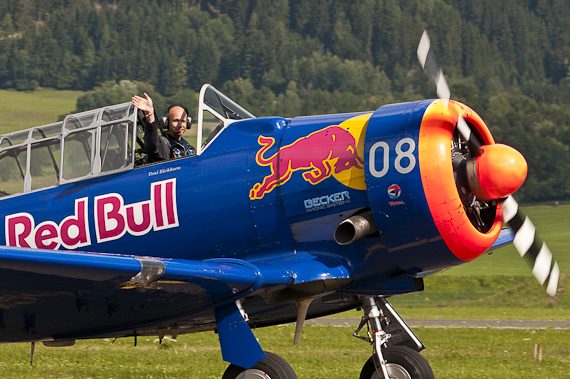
[467,144,527,201]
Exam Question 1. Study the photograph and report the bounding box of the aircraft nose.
[467,144,528,201]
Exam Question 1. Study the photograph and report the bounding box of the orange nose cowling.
[468,144,528,201]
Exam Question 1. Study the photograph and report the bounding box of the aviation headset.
[160,104,192,130]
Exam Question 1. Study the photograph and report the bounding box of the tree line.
[1,0,570,202]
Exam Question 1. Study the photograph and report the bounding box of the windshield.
[196,85,255,154]
[203,87,255,120]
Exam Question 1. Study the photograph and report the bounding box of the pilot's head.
[166,106,188,140]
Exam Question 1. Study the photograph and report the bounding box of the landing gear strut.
[354,297,434,379]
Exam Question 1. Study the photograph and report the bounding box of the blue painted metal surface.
[278,112,371,224]
[214,302,266,369]
[489,227,515,251]
[0,246,276,342]
[364,100,463,272]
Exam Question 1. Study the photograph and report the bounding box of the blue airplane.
[0,32,560,378]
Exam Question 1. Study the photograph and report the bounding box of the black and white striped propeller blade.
[417,30,559,296]
[501,196,560,296]
[417,31,482,157]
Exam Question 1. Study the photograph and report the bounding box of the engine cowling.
[364,99,524,273]
[418,100,504,262]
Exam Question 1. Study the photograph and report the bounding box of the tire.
[222,351,297,379]
[359,346,435,379]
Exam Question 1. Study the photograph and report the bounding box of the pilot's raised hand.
[132,93,155,123]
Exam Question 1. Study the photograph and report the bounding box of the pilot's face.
[167,106,188,140]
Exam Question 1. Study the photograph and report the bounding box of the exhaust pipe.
[334,211,377,245]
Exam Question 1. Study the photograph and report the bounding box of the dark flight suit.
[143,118,196,163]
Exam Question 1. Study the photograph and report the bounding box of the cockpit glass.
[32,122,62,140]
[203,87,254,121]
[0,129,29,147]
[102,103,135,122]
[64,110,98,130]
[197,85,256,154]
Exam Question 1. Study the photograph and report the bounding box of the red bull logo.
[249,114,372,200]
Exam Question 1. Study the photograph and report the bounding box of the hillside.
[1,0,570,201]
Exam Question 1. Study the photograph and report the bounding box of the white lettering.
[369,138,417,177]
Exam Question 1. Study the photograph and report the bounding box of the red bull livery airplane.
[0,32,561,378]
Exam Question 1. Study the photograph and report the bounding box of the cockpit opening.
[0,85,255,199]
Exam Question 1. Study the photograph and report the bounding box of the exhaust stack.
[334,211,377,245]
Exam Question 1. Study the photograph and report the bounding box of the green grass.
[1,325,568,378]
[0,88,83,134]
[409,274,569,308]
[331,273,570,321]
[333,307,570,321]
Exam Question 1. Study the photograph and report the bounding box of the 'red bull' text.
[5,179,178,250]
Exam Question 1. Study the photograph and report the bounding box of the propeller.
[502,195,560,296]
[417,31,482,157]
[417,30,560,296]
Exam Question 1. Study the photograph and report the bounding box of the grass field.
[1,325,568,378]
[0,88,83,134]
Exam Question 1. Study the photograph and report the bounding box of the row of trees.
[1,0,570,202]
[2,0,569,98]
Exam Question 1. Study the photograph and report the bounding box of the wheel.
[360,346,434,379]
[222,351,297,379]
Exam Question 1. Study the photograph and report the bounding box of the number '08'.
[369,138,416,178]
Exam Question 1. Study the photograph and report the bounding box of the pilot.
[132,93,196,162]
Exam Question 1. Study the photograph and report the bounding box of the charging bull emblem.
[249,117,370,200]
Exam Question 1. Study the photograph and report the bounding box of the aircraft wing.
[0,245,355,336]
[0,246,353,296]
[0,246,296,342]
[0,246,266,297]
[0,246,354,367]
[489,227,515,251]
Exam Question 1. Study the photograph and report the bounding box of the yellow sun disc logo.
[330,113,370,190]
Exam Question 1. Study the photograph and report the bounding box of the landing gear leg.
[354,297,434,379]
[354,296,391,378]
[216,300,297,379]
